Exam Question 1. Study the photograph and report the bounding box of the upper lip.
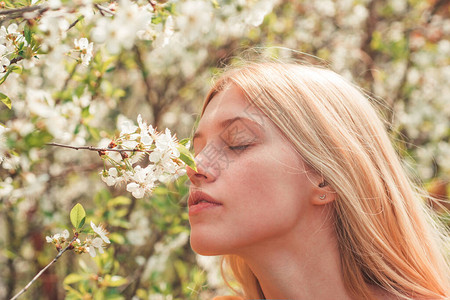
[188,190,222,207]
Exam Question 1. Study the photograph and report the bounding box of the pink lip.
[188,190,222,216]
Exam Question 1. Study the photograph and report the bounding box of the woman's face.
[187,84,320,256]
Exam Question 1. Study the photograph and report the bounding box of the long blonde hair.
[201,62,450,299]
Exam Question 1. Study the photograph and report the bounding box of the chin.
[190,231,228,256]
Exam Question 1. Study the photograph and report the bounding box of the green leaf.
[64,285,84,299]
[108,232,125,244]
[70,203,86,229]
[87,126,100,141]
[211,0,220,9]
[104,275,128,287]
[10,65,22,74]
[78,227,92,234]
[25,130,53,148]
[178,144,196,171]
[179,138,190,146]
[63,273,85,285]
[108,196,131,207]
[24,25,32,44]
[0,93,11,109]
[151,16,162,24]
[0,69,12,85]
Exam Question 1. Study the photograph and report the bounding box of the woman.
[186,62,449,299]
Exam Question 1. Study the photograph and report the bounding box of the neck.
[234,209,354,299]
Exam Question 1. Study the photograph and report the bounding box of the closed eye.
[228,145,250,151]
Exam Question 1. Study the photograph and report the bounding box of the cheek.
[235,149,309,202]
[228,152,310,224]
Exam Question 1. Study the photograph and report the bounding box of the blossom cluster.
[0,125,8,163]
[73,38,94,66]
[91,0,154,54]
[46,221,111,258]
[100,115,188,198]
[0,24,26,77]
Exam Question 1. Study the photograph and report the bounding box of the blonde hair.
[200,62,450,299]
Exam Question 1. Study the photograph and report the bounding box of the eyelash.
[228,145,250,151]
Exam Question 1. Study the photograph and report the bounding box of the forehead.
[201,84,250,122]
[193,84,270,143]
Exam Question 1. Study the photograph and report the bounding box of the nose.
[186,155,217,186]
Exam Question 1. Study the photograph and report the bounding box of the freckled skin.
[187,85,318,257]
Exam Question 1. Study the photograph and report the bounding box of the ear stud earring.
[319,194,326,200]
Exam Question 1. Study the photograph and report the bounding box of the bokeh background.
[0,0,449,299]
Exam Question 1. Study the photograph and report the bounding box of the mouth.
[188,190,222,207]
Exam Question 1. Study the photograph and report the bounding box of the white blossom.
[88,237,105,257]
[152,16,174,48]
[74,38,94,66]
[155,128,180,158]
[126,211,151,246]
[48,0,62,9]
[91,0,153,54]
[0,177,14,197]
[91,221,110,244]
[119,119,138,136]
[38,11,70,47]
[101,168,122,186]
[245,0,275,26]
[137,114,154,145]
[45,229,70,243]
[126,182,146,198]
[0,125,7,163]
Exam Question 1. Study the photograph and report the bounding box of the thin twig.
[61,62,78,92]
[67,16,82,31]
[146,0,156,10]
[10,235,77,300]
[5,204,17,299]
[94,4,115,16]
[360,0,379,88]
[0,5,44,16]
[46,142,147,153]
[120,228,163,296]
[0,5,49,21]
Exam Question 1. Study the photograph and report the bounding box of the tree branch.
[5,205,17,299]
[121,228,163,297]
[10,235,77,300]
[0,5,49,21]
[360,0,379,88]
[46,142,149,153]
[61,62,79,92]
[133,45,156,104]
[94,4,115,17]
[426,0,448,23]
[67,16,83,32]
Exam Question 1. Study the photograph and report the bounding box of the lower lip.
[189,202,222,216]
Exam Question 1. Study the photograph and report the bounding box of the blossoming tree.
[0,0,448,299]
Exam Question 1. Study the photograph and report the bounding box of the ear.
[310,179,336,206]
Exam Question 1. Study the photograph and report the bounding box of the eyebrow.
[193,116,263,141]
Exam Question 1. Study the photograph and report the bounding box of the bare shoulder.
[213,296,244,300]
